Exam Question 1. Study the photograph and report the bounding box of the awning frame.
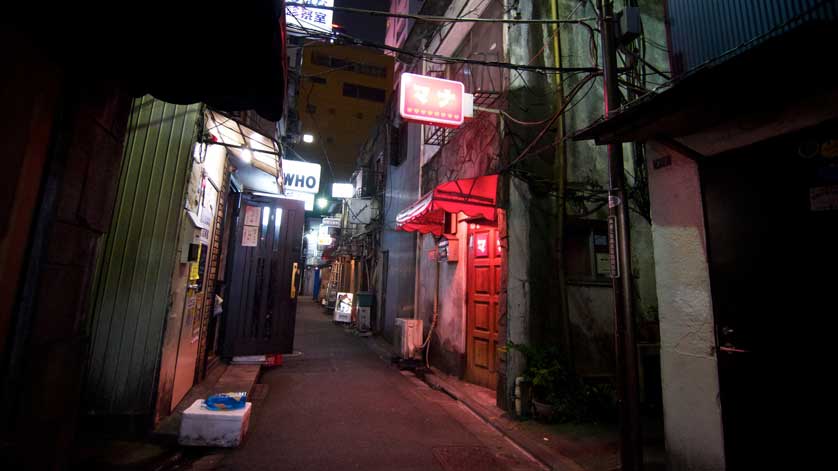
[396,174,499,236]
[203,110,284,193]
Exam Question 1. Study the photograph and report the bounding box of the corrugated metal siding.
[667,0,838,75]
[85,96,200,415]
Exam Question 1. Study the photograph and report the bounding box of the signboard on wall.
[322,217,341,228]
[286,0,334,34]
[281,159,321,194]
[399,73,466,128]
[283,189,315,210]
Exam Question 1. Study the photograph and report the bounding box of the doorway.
[701,122,837,468]
[465,224,503,390]
[222,194,305,356]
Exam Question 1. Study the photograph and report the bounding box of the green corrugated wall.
[85,96,200,416]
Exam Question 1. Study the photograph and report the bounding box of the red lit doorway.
[465,223,502,390]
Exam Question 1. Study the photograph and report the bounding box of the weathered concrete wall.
[504,177,531,404]
[425,220,468,377]
[567,284,615,376]
[381,122,421,341]
[646,143,725,471]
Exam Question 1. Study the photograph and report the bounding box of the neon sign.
[399,73,465,128]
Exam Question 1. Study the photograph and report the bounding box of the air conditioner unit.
[394,318,423,360]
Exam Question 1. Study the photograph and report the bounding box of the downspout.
[421,251,440,368]
[551,0,573,367]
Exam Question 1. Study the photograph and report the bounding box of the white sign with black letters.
[281,159,321,194]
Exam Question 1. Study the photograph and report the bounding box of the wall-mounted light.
[303,134,315,143]
[240,147,253,163]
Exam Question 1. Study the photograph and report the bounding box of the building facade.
[575,1,838,469]
[352,0,664,426]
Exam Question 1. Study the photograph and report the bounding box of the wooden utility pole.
[597,0,643,469]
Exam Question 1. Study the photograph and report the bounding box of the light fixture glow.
[317,197,329,209]
[331,183,355,199]
[302,134,315,143]
[240,147,253,163]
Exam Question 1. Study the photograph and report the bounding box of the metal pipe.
[551,0,574,370]
[598,0,643,469]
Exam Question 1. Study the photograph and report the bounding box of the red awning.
[396,175,498,236]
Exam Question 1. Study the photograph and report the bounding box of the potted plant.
[508,341,617,423]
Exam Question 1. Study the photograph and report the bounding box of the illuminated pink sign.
[399,73,465,128]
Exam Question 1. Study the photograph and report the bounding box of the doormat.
[432,446,503,471]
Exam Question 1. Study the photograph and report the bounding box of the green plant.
[508,341,616,423]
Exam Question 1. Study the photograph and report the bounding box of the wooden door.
[222,195,305,356]
[466,225,502,389]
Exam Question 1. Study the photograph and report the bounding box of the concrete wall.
[567,284,615,376]
[503,177,531,403]
[421,219,469,377]
[380,122,421,341]
[645,143,726,471]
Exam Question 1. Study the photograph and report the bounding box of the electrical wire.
[287,20,601,75]
[284,2,597,25]
[498,72,600,173]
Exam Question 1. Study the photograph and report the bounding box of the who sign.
[281,159,321,194]
[399,73,465,128]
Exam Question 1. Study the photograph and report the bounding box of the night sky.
[332,0,388,44]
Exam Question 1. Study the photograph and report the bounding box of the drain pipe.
[421,249,440,368]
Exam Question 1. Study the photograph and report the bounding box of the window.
[565,220,610,281]
[342,83,386,103]
[311,53,387,78]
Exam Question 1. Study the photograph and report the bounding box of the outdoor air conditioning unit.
[394,318,423,360]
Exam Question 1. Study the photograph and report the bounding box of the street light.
[317,197,329,209]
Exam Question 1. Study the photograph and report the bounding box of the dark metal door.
[223,195,305,356]
[701,123,838,469]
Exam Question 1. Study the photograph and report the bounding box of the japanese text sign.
[286,0,333,34]
[399,73,465,128]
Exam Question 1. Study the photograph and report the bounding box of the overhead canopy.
[205,111,284,194]
[572,22,838,146]
[8,1,288,121]
[396,175,498,237]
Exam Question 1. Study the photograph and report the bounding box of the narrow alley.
[212,300,544,471]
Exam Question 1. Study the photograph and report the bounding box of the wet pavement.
[212,300,545,471]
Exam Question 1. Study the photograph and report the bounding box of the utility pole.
[597,0,643,470]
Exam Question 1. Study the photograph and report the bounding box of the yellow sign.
[189,245,202,281]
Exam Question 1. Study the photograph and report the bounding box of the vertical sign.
[608,216,620,278]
